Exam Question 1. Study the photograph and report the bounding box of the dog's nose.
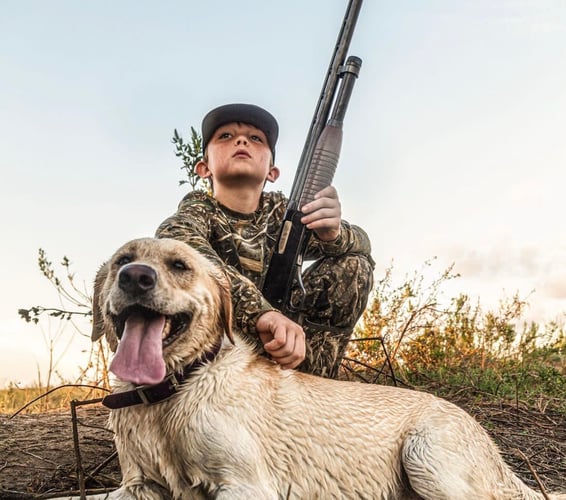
[118,264,157,295]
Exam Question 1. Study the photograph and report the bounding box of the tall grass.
[348,260,566,412]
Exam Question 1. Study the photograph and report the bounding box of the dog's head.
[92,238,233,385]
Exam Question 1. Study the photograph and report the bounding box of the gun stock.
[262,1,363,316]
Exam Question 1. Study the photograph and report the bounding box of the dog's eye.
[171,259,188,271]
[116,255,132,267]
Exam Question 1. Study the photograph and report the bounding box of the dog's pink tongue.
[109,314,167,385]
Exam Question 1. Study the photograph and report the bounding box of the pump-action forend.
[262,0,363,316]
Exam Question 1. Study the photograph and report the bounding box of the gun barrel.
[330,56,362,126]
[289,0,363,204]
[262,0,364,313]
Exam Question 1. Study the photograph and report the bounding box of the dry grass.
[0,385,109,415]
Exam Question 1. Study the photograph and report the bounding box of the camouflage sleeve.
[155,195,275,341]
[306,221,372,259]
[228,276,276,341]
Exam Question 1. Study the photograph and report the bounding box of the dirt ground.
[0,396,565,499]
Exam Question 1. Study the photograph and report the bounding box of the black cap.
[201,103,279,160]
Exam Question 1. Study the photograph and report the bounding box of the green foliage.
[349,260,566,412]
[172,126,208,191]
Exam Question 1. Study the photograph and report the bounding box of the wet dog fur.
[92,237,565,499]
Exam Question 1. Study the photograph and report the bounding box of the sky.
[1,0,566,387]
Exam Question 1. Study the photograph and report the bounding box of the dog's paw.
[117,483,172,500]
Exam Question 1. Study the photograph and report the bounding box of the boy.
[156,103,374,378]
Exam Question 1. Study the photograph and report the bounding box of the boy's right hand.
[256,311,306,369]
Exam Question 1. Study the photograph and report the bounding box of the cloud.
[539,273,566,300]
[451,244,542,279]
[494,1,566,35]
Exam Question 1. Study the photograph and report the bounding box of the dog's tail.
[492,457,564,500]
[503,469,565,500]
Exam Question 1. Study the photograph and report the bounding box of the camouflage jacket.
[155,190,371,339]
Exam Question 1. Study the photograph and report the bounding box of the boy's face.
[196,122,279,189]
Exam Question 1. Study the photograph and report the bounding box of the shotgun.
[262,0,363,316]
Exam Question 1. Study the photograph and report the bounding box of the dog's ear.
[91,261,109,342]
[216,270,234,344]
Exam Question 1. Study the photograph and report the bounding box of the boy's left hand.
[300,185,341,242]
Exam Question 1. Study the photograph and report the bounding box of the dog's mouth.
[108,304,194,385]
[113,305,192,348]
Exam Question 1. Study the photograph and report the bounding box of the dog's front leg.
[117,482,172,500]
[110,468,173,500]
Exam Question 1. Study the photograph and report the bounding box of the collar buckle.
[134,384,152,405]
[135,372,181,405]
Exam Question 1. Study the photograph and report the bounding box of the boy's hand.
[300,185,341,242]
[256,311,306,369]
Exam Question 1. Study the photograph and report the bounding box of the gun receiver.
[262,0,363,316]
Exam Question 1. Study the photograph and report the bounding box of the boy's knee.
[299,253,374,328]
[327,253,375,299]
[340,252,374,283]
